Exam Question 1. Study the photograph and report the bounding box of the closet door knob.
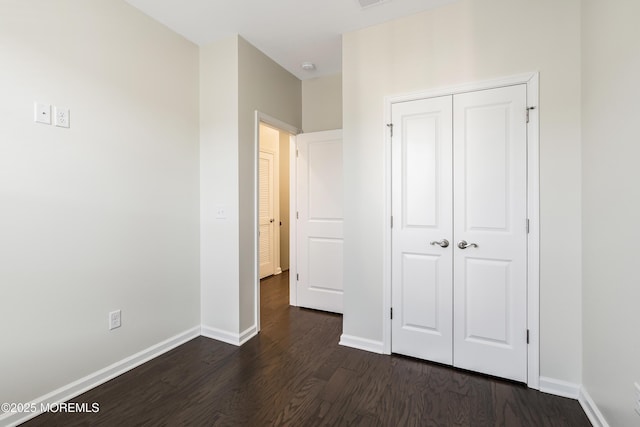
[457,240,478,249]
[430,239,449,248]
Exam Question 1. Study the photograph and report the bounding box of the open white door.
[296,130,343,313]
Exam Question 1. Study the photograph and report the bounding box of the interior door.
[391,84,528,383]
[296,130,343,313]
[452,85,528,382]
[391,96,453,364]
[259,150,275,279]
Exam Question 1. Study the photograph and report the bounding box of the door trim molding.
[382,72,540,389]
[288,133,298,307]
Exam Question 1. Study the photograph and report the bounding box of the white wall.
[582,1,640,425]
[0,0,200,406]
[200,36,240,334]
[342,0,583,383]
[238,37,301,332]
[302,74,343,132]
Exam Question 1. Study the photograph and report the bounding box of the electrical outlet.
[54,106,70,128]
[34,102,51,124]
[635,382,640,417]
[215,205,227,219]
[109,310,121,330]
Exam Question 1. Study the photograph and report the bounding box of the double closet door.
[391,85,528,382]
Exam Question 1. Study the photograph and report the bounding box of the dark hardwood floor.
[23,272,590,426]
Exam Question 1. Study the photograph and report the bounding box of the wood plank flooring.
[23,272,590,426]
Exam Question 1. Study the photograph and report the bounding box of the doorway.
[255,112,298,331]
[258,123,286,279]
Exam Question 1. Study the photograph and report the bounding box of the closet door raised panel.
[452,85,528,382]
[391,96,453,364]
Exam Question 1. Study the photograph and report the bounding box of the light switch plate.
[34,102,51,124]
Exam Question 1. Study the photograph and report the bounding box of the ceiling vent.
[356,0,390,9]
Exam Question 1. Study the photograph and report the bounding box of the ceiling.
[124,0,459,80]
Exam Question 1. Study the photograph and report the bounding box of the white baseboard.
[539,376,581,399]
[0,326,201,427]
[201,324,257,346]
[238,325,258,345]
[539,377,610,427]
[339,334,384,354]
[579,386,610,427]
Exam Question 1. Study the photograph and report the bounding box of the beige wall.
[200,36,240,333]
[582,1,640,425]
[237,37,301,331]
[200,36,301,337]
[302,74,342,132]
[0,0,200,406]
[342,0,582,384]
[259,123,280,152]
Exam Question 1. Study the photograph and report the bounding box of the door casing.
[382,72,540,389]
[254,111,299,333]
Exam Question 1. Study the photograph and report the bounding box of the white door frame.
[254,111,299,332]
[288,131,298,308]
[382,72,540,389]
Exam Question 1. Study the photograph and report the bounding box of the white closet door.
[390,84,529,383]
[391,96,453,364]
[296,130,344,313]
[452,84,528,382]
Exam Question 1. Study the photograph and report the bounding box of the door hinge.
[526,329,530,344]
[391,216,394,228]
[526,218,530,234]
[296,211,299,219]
[296,148,299,157]
[387,123,393,137]
[296,273,299,281]
[526,106,536,124]
[390,307,393,320]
